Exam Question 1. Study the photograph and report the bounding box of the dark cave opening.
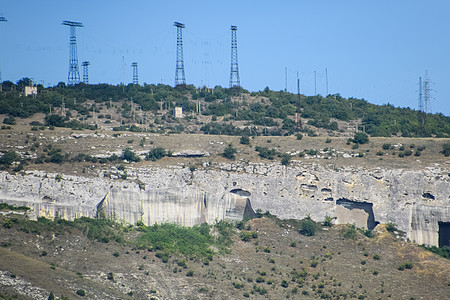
[438,222,450,248]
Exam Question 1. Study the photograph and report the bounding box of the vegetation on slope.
[1,79,449,138]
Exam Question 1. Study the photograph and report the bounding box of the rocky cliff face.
[1,162,449,247]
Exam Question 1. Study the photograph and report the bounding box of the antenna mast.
[174,22,186,86]
[62,20,83,85]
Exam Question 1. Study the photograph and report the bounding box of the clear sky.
[1,0,449,116]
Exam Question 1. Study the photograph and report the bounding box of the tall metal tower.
[174,22,186,86]
[418,77,423,112]
[131,62,138,85]
[423,71,431,113]
[81,61,90,84]
[229,25,240,88]
[0,16,7,84]
[62,20,83,85]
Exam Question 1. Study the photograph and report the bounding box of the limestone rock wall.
[0,162,449,246]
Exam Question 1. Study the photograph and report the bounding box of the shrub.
[299,216,317,236]
[382,143,391,150]
[386,222,397,232]
[240,136,250,145]
[186,270,194,277]
[373,254,381,260]
[121,148,141,162]
[76,289,85,296]
[353,132,369,144]
[340,224,358,240]
[323,215,333,227]
[222,144,237,159]
[376,151,384,156]
[441,143,450,157]
[296,133,303,140]
[325,138,332,143]
[146,147,166,161]
[107,272,114,281]
[281,154,291,166]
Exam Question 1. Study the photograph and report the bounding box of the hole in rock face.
[438,222,450,248]
[336,198,378,230]
[422,193,435,200]
[230,189,251,197]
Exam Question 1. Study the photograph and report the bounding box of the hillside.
[1,81,449,139]
[1,210,449,300]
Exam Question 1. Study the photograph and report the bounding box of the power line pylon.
[229,25,240,90]
[62,20,83,85]
[81,61,90,84]
[131,62,138,85]
[174,22,186,86]
[423,71,432,114]
[0,16,7,84]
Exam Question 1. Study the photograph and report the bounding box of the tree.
[222,144,237,159]
[352,132,369,144]
[121,148,141,162]
[48,291,55,300]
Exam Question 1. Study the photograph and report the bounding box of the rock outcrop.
[0,162,449,247]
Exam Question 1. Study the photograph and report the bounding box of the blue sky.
[1,0,449,116]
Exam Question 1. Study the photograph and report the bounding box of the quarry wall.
[0,162,449,247]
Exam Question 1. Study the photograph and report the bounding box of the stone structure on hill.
[0,162,449,247]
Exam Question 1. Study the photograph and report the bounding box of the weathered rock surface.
[0,162,449,246]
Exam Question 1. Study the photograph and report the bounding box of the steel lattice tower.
[0,16,7,83]
[423,71,431,113]
[62,20,83,85]
[174,22,186,86]
[131,62,138,85]
[81,61,90,84]
[229,25,240,88]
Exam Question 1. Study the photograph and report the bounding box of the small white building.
[174,107,183,118]
[24,86,37,96]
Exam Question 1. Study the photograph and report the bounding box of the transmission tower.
[131,62,138,85]
[423,71,431,113]
[62,20,83,85]
[418,77,423,112]
[0,16,7,84]
[81,61,90,84]
[229,25,240,89]
[174,22,186,86]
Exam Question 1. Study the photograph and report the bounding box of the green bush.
[121,148,141,162]
[382,143,391,150]
[146,147,166,161]
[386,222,397,232]
[76,289,85,297]
[296,133,303,140]
[239,136,250,145]
[299,216,317,236]
[340,224,358,240]
[281,154,291,166]
[222,144,237,159]
[441,143,450,157]
[353,132,369,144]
